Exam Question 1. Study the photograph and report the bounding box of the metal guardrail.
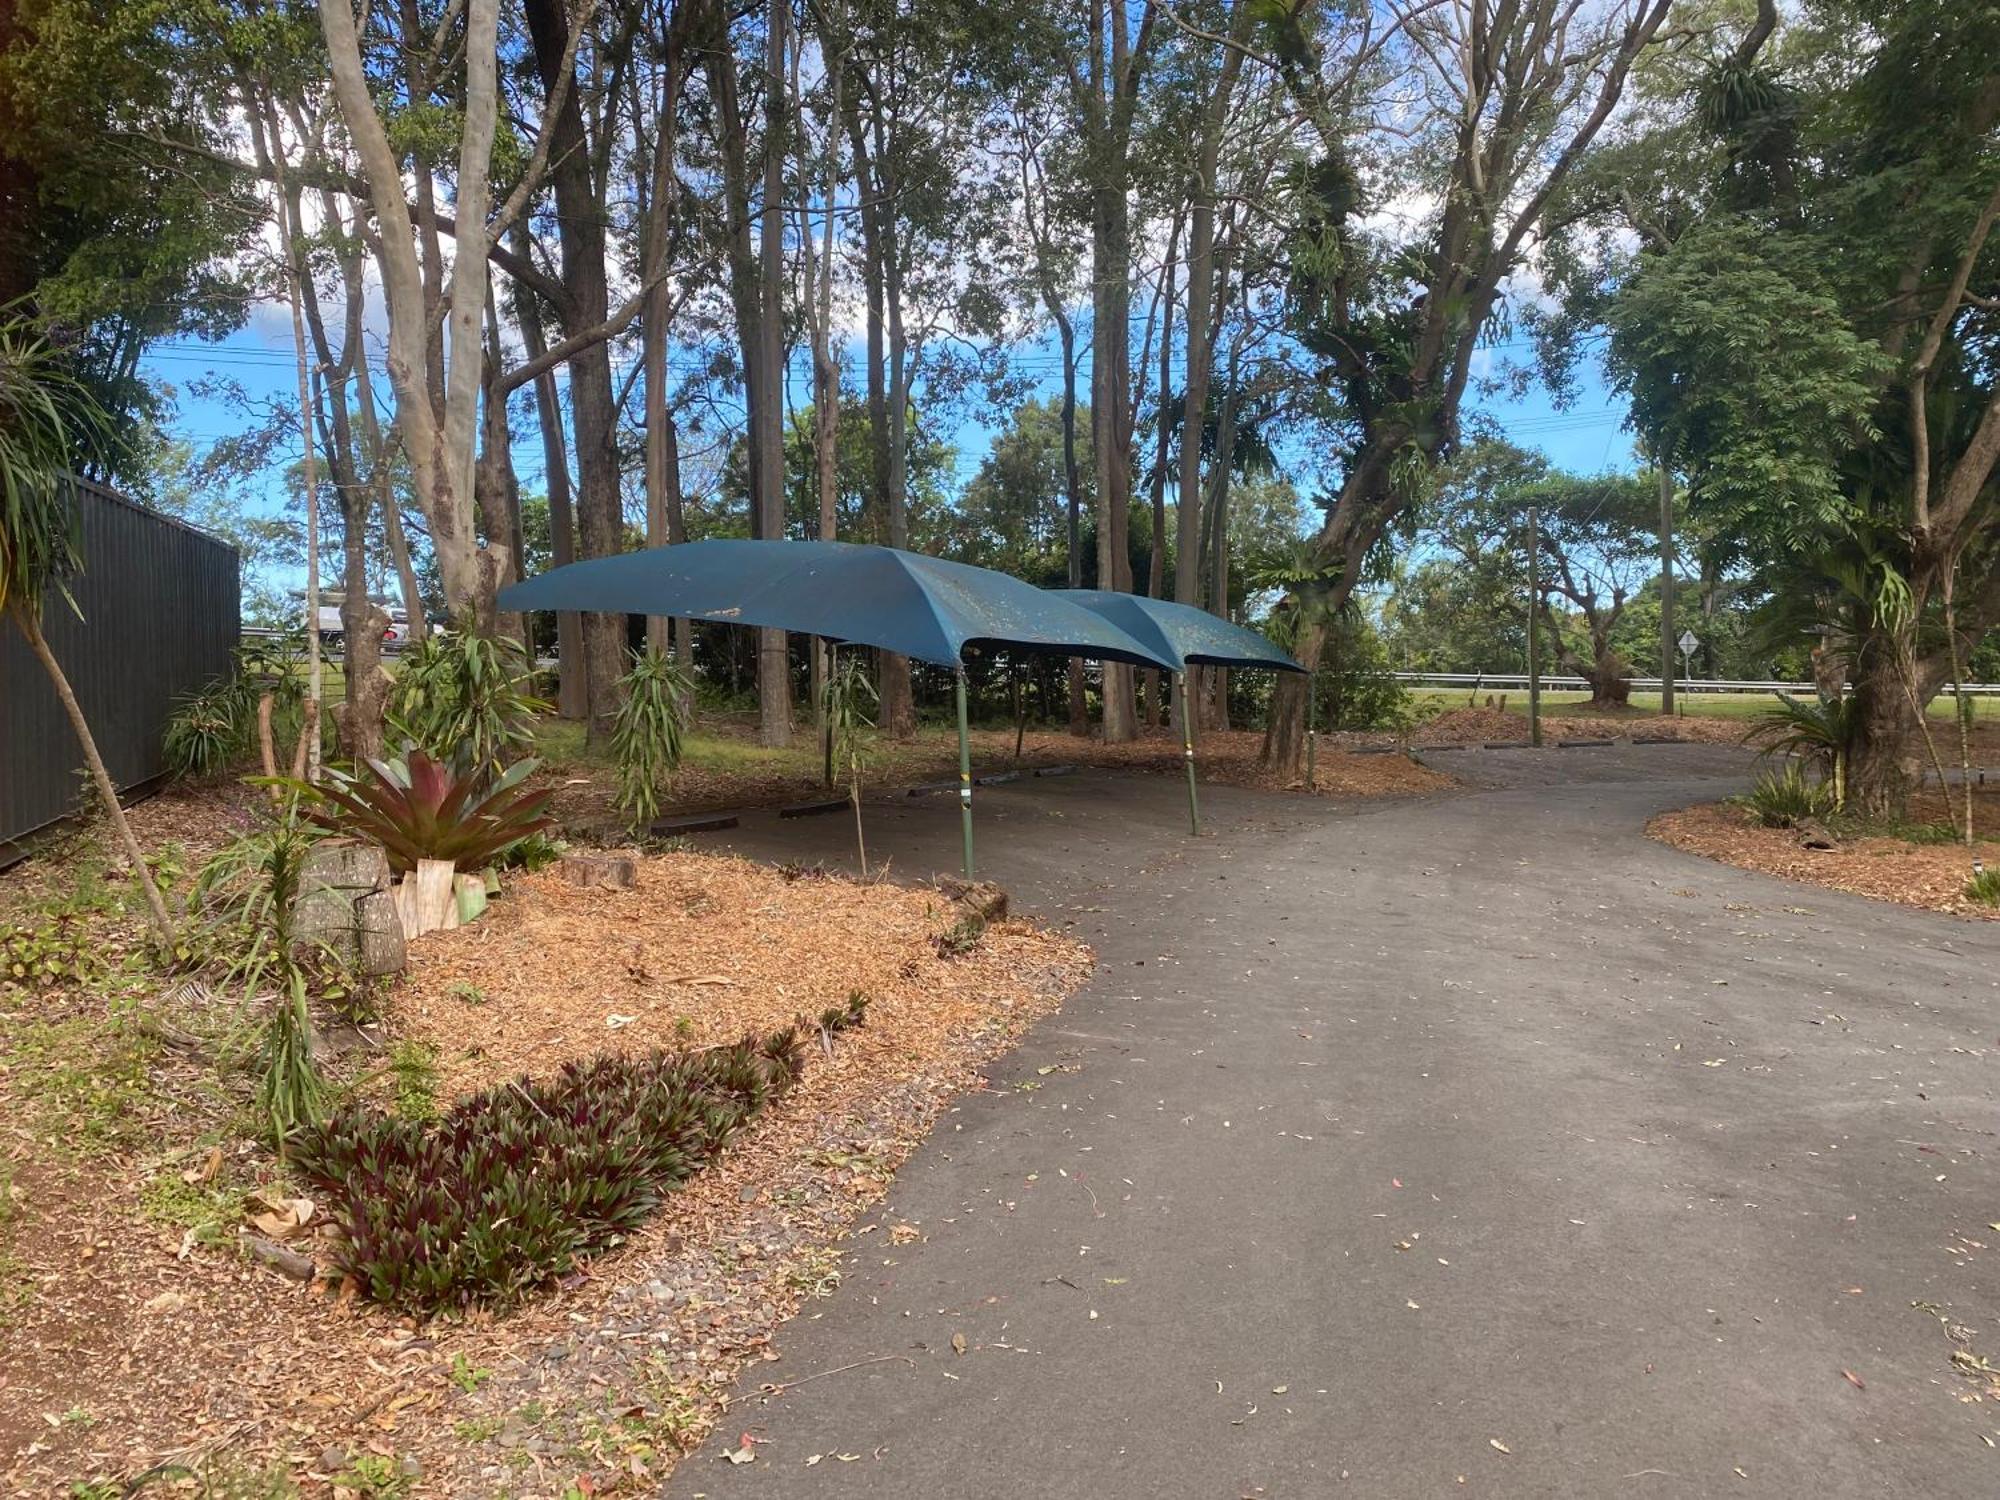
[1394,672,2000,696]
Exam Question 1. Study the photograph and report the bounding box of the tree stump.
[937,876,1008,923]
[561,852,637,889]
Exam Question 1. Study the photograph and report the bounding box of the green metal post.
[1179,671,1200,835]
[955,670,974,879]
[1305,672,1318,788]
[1527,501,1543,748]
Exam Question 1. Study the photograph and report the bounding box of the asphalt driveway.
[669,744,2000,1498]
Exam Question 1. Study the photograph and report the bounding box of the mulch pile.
[1361,704,1747,748]
[1650,798,2000,920]
[0,796,1091,1497]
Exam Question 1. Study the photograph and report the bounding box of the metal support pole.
[1658,464,1676,717]
[1305,671,1318,788]
[1179,671,1201,834]
[955,670,974,879]
[1527,502,1543,748]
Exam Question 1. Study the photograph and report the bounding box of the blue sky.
[140,318,1637,595]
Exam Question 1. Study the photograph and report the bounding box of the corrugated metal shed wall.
[1,479,240,852]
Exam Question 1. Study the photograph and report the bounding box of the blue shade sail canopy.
[1060,590,1305,674]
[497,540,1179,671]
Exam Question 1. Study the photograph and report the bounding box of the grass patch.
[139,1171,248,1249]
[387,1039,441,1123]
[3,1006,161,1154]
[1967,867,2000,906]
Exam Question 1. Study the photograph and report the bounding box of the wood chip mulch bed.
[0,797,1091,1498]
[544,724,1448,833]
[1650,798,2000,921]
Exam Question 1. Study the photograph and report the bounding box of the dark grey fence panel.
[1,479,240,857]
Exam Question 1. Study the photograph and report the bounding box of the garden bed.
[0,786,1090,1496]
[1650,793,2000,920]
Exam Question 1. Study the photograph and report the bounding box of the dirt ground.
[0,785,1090,1497]
[544,724,1446,834]
[1650,788,2000,921]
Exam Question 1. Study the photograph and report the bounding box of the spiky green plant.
[611,648,695,830]
[821,652,879,876]
[302,750,554,874]
[163,680,243,779]
[190,811,331,1146]
[387,629,546,785]
[1743,763,1837,829]
[1965,866,2000,907]
[1744,691,1857,809]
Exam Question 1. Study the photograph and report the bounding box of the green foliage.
[1743,763,1836,829]
[139,1172,247,1249]
[1965,868,2000,907]
[187,811,330,1147]
[822,651,878,780]
[387,630,546,785]
[449,1352,494,1395]
[2,909,105,990]
[161,630,314,780]
[162,680,241,779]
[611,649,694,830]
[492,829,565,873]
[388,1040,441,1123]
[188,812,322,982]
[933,912,986,958]
[0,320,103,615]
[303,751,554,876]
[295,1029,826,1312]
[1743,692,1856,783]
[259,963,326,1150]
[1311,606,1410,732]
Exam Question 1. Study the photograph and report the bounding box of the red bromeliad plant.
[305,750,554,874]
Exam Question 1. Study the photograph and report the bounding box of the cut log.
[393,858,461,940]
[560,853,637,889]
[937,876,1008,923]
[353,889,407,976]
[239,1231,315,1281]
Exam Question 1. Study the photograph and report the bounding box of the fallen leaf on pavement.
[1489,1439,1512,1455]
[1842,1369,1866,1390]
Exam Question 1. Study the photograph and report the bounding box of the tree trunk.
[1263,619,1324,781]
[511,248,586,719]
[641,17,690,669]
[752,0,792,747]
[846,93,914,737]
[1847,642,1927,816]
[12,603,175,945]
[1056,310,1088,736]
[523,0,624,739]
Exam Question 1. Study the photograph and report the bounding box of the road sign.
[1677,629,1700,656]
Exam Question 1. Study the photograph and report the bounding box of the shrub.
[193,814,331,1145]
[295,1029,817,1312]
[1744,692,1855,807]
[388,629,546,785]
[1743,763,1836,828]
[933,912,986,958]
[163,682,243,779]
[1966,867,2000,906]
[611,648,694,830]
[303,750,554,875]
